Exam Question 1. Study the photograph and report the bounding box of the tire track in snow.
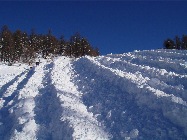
[73,57,187,139]
[0,68,35,140]
[0,70,28,98]
[95,56,187,101]
[0,70,28,111]
[90,58,187,138]
[133,49,187,61]
[130,54,187,75]
[0,65,28,89]
[9,64,45,140]
[34,62,73,140]
[97,56,187,84]
[108,50,187,75]
[52,57,109,140]
[92,57,187,106]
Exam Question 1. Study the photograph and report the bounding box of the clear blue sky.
[0,1,187,55]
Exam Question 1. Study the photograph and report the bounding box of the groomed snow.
[0,49,187,140]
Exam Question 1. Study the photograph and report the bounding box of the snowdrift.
[0,49,187,140]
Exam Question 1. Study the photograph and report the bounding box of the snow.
[52,57,109,139]
[0,49,187,139]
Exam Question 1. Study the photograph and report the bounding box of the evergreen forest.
[0,25,99,65]
[163,35,187,50]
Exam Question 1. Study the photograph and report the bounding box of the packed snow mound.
[0,49,187,140]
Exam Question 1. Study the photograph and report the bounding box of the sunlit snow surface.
[0,49,187,140]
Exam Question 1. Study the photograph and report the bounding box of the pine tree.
[181,35,187,50]
[0,25,14,63]
[163,39,175,49]
[91,47,100,56]
[0,32,3,62]
[58,35,66,55]
[175,36,181,50]
[80,37,99,56]
[29,29,39,53]
[0,26,101,64]
[64,42,72,57]
[21,32,30,62]
[80,37,91,56]
[41,30,58,58]
[70,33,82,57]
[13,30,23,61]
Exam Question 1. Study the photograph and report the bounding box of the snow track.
[73,56,187,139]
[0,49,187,139]
[52,57,109,140]
[108,50,187,75]
[95,56,187,100]
[0,67,36,140]
[34,62,73,140]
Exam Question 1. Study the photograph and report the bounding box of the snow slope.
[0,49,187,140]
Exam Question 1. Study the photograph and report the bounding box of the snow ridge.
[0,49,187,140]
[72,49,187,139]
[52,57,109,140]
[73,56,186,139]
[34,62,73,140]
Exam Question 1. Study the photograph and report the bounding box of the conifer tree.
[13,30,23,61]
[29,29,39,53]
[70,33,82,57]
[21,32,30,62]
[175,36,181,50]
[181,35,187,50]
[69,33,100,57]
[64,42,72,57]
[0,25,101,64]
[58,36,66,55]
[80,38,91,56]
[42,30,58,58]
[0,25,14,63]
[163,39,175,49]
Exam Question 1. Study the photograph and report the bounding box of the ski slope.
[0,49,187,140]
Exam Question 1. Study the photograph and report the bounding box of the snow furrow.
[128,54,186,75]
[90,56,187,104]
[95,56,187,101]
[107,50,187,75]
[34,62,73,140]
[0,49,187,139]
[73,57,186,139]
[88,58,187,137]
[72,58,187,139]
[0,70,28,98]
[133,49,187,61]
[0,64,28,89]
[106,49,187,62]
[0,67,37,140]
[52,57,110,140]
[0,71,28,111]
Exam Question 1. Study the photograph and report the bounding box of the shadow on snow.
[0,68,35,140]
[73,58,186,140]
[0,70,28,98]
[34,62,73,140]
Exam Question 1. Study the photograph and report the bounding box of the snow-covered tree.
[0,25,14,63]
[181,35,187,50]
[13,30,23,61]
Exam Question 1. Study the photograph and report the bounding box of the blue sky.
[0,1,187,55]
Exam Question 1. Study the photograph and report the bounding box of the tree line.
[163,35,187,50]
[0,25,99,64]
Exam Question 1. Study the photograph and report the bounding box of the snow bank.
[0,49,187,139]
[52,57,110,140]
[73,49,187,139]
